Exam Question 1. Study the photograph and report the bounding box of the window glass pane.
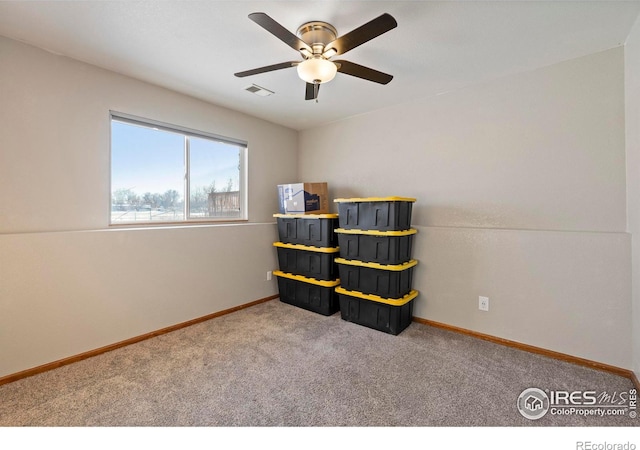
[189,137,241,219]
[110,114,246,225]
[111,121,185,223]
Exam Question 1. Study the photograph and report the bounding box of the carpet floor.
[0,299,636,427]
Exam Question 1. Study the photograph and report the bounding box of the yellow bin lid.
[273,270,340,287]
[273,213,339,219]
[334,197,416,203]
[334,228,417,236]
[334,258,418,271]
[273,242,340,253]
[335,286,419,306]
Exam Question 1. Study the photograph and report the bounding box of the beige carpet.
[0,299,636,427]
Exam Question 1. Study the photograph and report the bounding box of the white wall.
[1,32,634,378]
[0,36,297,378]
[300,48,631,368]
[625,15,640,380]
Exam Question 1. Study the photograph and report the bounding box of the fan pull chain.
[314,80,320,103]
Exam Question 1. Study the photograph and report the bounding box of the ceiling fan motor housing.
[296,21,338,54]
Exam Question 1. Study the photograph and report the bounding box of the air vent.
[244,84,274,97]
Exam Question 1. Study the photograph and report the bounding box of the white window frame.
[109,111,248,225]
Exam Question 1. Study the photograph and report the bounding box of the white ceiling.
[1,1,639,131]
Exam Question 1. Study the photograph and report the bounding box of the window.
[110,113,247,224]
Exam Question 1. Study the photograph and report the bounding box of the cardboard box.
[277,182,329,214]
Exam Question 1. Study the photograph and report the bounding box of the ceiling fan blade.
[323,13,397,57]
[248,12,312,54]
[305,82,320,101]
[335,60,393,84]
[234,61,298,78]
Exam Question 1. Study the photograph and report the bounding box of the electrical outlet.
[266,271,272,281]
[479,296,489,312]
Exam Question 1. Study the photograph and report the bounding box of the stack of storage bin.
[333,197,418,335]
[273,213,341,316]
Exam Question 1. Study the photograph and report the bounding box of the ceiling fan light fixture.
[296,57,337,84]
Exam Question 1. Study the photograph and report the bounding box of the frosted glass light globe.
[297,58,337,84]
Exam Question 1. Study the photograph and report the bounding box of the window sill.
[108,219,249,230]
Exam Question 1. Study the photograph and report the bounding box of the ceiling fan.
[234,12,397,102]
